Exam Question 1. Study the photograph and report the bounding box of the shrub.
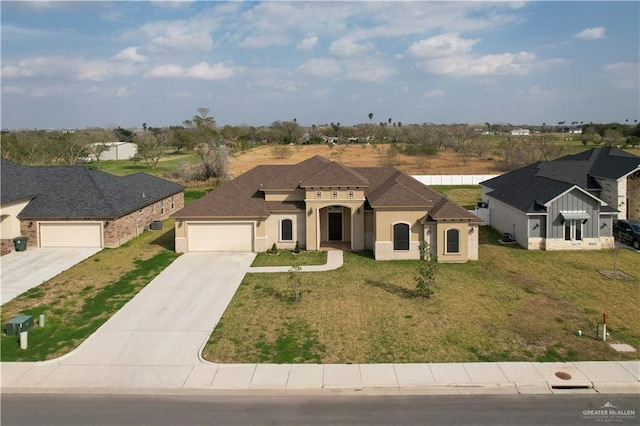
[269,243,278,255]
[294,241,301,254]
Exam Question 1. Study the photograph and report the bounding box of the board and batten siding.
[547,189,600,239]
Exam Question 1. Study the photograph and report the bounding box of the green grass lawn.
[431,185,481,209]
[251,251,327,267]
[202,227,640,364]
[87,151,198,177]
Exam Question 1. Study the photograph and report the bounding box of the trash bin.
[13,237,27,252]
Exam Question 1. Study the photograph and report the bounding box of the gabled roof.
[1,159,184,219]
[173,156,478,222]
[481,148,640,213]
[301,161,369,188]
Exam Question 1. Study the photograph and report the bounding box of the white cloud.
[408,33,479,58]
[344,58,396,83]
[423,89,445,98]
[518,86,554,100]
[85,85,132,98]
[421,52,538,76]
[299,58,341,78]
[329,37,372,58]
[112,47,147,63]
[145,64,184,78]
[603,62,639,90]
[184,62,238,80]
[145,62,239,80]
[297,36,318,53]
[2,55,137,82]
[574,27,605,40]
[240,34,289,49]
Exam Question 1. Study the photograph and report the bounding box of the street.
[2,393,638,426]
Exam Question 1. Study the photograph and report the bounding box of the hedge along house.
[480,147,640,251]
[172,156,482,262]
[0,159,185,254]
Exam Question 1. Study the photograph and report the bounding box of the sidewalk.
[2,360,638,395]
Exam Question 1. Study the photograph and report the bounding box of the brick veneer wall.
[104,192,184,247]
[18,192,184,248]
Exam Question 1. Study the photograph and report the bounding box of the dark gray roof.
[1,159,184,219]
[481,148,639,213]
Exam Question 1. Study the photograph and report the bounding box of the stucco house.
[480,147,640,250]
[0,159,185,254]
[172,155,482,262]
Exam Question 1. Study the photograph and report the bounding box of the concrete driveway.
[2,252,256,389]
[1,247,102,305]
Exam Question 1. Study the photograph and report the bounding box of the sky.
[1,1,639,130]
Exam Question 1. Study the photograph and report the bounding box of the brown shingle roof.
[172,155,477,222]
[301,161,369,188]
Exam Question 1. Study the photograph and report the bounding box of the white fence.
[411,175,498,186]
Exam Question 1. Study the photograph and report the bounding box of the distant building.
[510,128,530,136]
[89,142,137,161]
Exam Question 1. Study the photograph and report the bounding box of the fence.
[411,175,498,186]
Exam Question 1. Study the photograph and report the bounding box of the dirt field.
[229,144,501,177]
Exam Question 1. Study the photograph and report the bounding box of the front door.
[328,207,342,241]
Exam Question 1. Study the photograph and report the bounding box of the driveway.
[1,247,102,305]
[1,252,255,389]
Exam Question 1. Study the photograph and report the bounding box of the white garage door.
[187,222,253,252]
[39,222,102,247]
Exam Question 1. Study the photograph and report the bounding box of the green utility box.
[13,237,27,251]
[5,315,33,335]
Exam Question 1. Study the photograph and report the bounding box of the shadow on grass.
[364,279,418,299]
[149,227,175,251]
[255,284,295,303]
[347,250,375,260]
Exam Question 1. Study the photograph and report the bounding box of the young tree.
[415,241,438,298]
[289,264,302,302]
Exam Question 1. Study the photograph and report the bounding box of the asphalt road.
[2,393,638,426]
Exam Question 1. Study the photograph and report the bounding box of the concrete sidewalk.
[2,360,638,395]
[249,250,343,273]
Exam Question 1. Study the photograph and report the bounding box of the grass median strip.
[251,250,327,267]
[0,224,179,362]
[203,227,639,364]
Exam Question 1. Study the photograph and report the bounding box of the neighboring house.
[0,159,184,255]
[172,155,482,262]
[510,128,531,136]
[88,142,137,161]
[480,147,640,250]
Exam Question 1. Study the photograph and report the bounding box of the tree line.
[2,109,638,182]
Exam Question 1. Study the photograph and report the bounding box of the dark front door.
[328,211,342,241]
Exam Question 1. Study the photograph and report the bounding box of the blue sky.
[1,1,638,129]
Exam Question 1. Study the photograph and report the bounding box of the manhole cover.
[555,371,572,380]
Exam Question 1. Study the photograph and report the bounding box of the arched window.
[393,223,410,251]
[446,228,460,253]
[281,219,293,241]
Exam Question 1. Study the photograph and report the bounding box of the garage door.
[187,222,253,252]
[39,222,102,247]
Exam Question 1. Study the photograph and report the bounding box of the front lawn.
[251,250,327,267]
[203,227,640,363]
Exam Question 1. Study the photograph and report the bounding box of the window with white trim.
[281,219,293,241]
[331,190,339,199]
[564,220,583,241]
[170,195,175,209]
[160,200,165,215]
[315,190,322,199]
[393,223,410,251]
[347,190,355,199]
[446,229,460,253]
